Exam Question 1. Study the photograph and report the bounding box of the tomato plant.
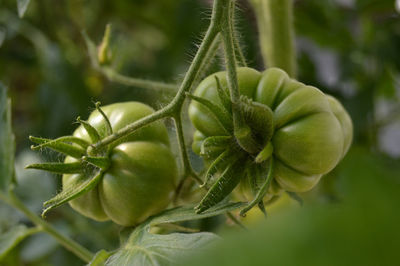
[2,0,382,264]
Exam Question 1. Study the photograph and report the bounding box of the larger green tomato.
[63,102,178,226]
[189,67,352,193]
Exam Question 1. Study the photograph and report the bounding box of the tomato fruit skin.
[189,67,352,193]
[188,67,261,137]
[63,102,177,226]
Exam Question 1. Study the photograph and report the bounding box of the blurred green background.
[1,0,399,265]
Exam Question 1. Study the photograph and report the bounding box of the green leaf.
[88,250,112,266]
[0,83,16,192]
[16,0,31,18]
[111,202,245,265]
[0,225,40,260]
[105,229,218,266]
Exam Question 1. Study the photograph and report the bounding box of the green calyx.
[189,74,275,156]
[27,101,177,226]
[26,102,115,218]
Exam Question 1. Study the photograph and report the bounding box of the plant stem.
[93,0,225,177]
[221,0,259,154]
[169,0,223,109]
[0,191,93,262]
[93,107,170,150]
[230,1,247,67]
[250,0,296,77]
[101,67,178,92]
[172,114,202,184]
[192,33,221,89]
[82,30,178,93]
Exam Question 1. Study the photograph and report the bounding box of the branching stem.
[101,67,178,92]
[92,0,226,184]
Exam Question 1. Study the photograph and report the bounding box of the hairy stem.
[101,67,178,92]
[82,30,178,93]
[169,0,224,109]
[230,1,247,67]
[0,191,93,262]
[93,107,170,150]
[192,33,221,89]
[173,114,202,184]
[93,0,225,186]
[221,0,259,154]
[250,0,296,77]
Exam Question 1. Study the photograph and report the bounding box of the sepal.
[25,162,83,174]
[42,171,104,218]
[29,136,85,159]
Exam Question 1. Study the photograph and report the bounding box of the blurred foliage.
[181,146,400,266]
[0,0,399,265]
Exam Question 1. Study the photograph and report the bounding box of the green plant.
[0,0,356,264]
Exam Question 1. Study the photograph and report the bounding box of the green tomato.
[63,102,177,226]
[189,67,352,193]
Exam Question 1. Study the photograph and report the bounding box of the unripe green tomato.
[63,102,177,226]
[189,67,352,193]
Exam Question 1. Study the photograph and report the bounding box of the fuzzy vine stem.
[0,190,94,262]
[250,0,296,77]
[229,0,247,67]
[173,115,202,184]
[221,0,259,154]
[91,0,225,184]
[82,30,179,93]
[101,67,178,92]
[191,33,221,89]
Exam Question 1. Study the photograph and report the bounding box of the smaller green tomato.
[63,102,178,226]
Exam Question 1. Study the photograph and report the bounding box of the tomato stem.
[221,0,260,154]
[92,0,227,187]
[250,0,296,77]
[82,31,178,93]
[229,0,247,67]
[0,190,94,262]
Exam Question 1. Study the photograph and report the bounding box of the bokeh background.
[1,0,399,265]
